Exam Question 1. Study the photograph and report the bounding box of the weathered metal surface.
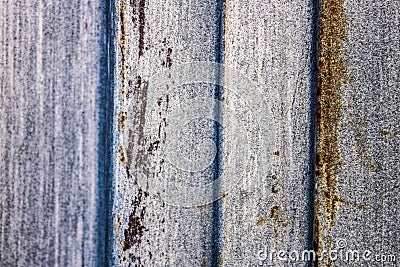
[113,0,318,266]
[112,0,220,266]
[1,0,399,266]
[0,0,104,265]
[314,0,400,266]
[219,0,316,266]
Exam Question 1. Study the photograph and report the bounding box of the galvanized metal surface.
[0,0,104,266]
[219,0,316,266]
[314,0,400,266]
[112,0,219,266]
[0,0,399,266]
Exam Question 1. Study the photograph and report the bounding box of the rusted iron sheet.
[0,0,104,265]
[314,0,400,266]
[112,0,220,266]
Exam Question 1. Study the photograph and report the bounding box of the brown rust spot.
[269,206,279,219]
[257,217,268,226]
[123,188,148,251]
[273,151,280,156]
[119,111,127,132]
[115,215,122,232]
[270,206,279,238]
[381,129,389,137]
[119,145,126,164]
[315,0,347,265]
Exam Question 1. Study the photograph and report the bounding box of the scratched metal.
[0,0,104,266]
[219,0,316,266]
[113,0,317,266]
[113,0,219,266]
[314,0,400,266]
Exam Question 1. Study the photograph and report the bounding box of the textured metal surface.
[113,0,317,266]
[314,0,400,266]
[0,0,104,265]
[220,0,316,266]
[1,0,399,266]
[112,0,219,266]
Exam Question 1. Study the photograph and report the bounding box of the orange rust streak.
[315,0,347,266]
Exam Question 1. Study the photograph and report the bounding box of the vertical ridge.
[97,0,116,266]
[211,0,225,266]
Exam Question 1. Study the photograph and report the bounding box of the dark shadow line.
[211,0,225,266]
[97,0,116,266]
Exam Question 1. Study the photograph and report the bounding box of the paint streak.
[314,0,347,266]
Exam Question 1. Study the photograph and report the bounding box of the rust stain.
[269,206,285,239]
[315,0,347,266]
[123,211,146,251]
[380,129,389,137]
[119,111,127,132]
[119,145,126,164]
[115,215,122,232]
[131,0,146,58]
[119,0,127,89]
[123,188,149,251]
[257,217,268,226]
[121,73,154,265]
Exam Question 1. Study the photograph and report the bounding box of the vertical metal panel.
[219,0,316,266]
[1,0,399,266]
[0,0,103,265]
[113,0,219,266]
[315,0,400,266]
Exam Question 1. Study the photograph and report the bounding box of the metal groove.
[97,0,116,265]
[211,0,225,266]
